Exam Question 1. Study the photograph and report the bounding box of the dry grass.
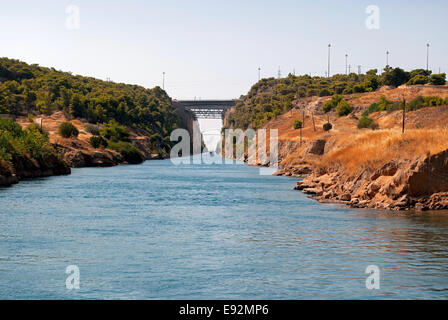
[317,128,448,174]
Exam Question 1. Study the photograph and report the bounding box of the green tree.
[357,116,374,129]
[293,120,302,129]
[58,122,79,138]
[381,67,409,87]
[429,73,446,85]
[336,100,353,116]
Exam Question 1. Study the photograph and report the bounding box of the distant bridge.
[172,100,235,120]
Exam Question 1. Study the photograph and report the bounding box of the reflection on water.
[1,155,448,299]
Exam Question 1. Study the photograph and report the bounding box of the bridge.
[172,100,236,120]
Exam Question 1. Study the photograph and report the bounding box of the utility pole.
[258,67,261,81]
[302,110,305,128]
[312,112,316,132]
[278,66,281,79]
[426,43,430,71]
[358,65,361,75]
[345,54,348,75]
[162,72,165,90]
[402,96,406,134]
[327,44,331,78]
[386,50,390,67]
[348,65,351,74]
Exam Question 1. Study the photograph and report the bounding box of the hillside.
[0,57,186,186]
[226,67,446,130]
[223,81,448,211]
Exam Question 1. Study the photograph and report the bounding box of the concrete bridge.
[172,100,235,120]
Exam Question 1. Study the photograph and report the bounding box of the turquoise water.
[1,155,448,299]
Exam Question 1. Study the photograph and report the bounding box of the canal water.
[1,155,448,299]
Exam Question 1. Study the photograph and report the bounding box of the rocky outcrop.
[0,153,71,187]
[293,148,448,211]
[305,140,326,155]
[0,174,19,187]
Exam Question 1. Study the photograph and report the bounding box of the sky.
[1,0,447,101]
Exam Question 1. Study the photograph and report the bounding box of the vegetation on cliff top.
[227,67,446,130]
[0,118,68,178]
[0,57,180,153]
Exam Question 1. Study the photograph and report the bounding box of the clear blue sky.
[1,0,446,99]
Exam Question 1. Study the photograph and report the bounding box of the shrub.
[362,103,380,116]
[429,73,446,85]
[424,96,444,106]
[407,75,428,85]
[293,120,303,129]
[377,96,394,111]
[323,122,333,131]
[100,120,130,142]
[90,136,108,148]
[108,141,144,164]
[406,96,425,111]
[353,84,365,93]
[0,118,62,172]
[322,100,333,113]
[319,89,331,97]
[357,116,374,129]
[58,122,79,138]
[336,100,353,116]
[85,123,100,136]
[322,95,343,113]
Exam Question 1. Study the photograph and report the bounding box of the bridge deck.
[173,100,236,119]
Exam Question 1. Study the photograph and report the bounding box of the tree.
[293,120,302,129]
[323,122,333,131]
[407,75,428,85]
[323,95,343,113]
[381,67,409,87]
[100,120,130,142]
[409,69,431,78]
[58,122,79,138]
[429,73,446,85]
[336,100,353,116]
[357,116,374,129]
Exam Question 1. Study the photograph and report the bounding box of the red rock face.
[407,149,448,196]
[291,148,448,211]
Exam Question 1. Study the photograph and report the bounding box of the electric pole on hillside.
[345,54,348,75]
[162,72,165,90]
[358,65,361,75]
[258,67,261,81]
[426,43,430,71]
[395,95,406,134]
[386,50,390,67]
[402,96,406,134]
[278,66,281,79]
[327,44,331,78]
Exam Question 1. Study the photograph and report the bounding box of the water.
[1,155,448,299]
